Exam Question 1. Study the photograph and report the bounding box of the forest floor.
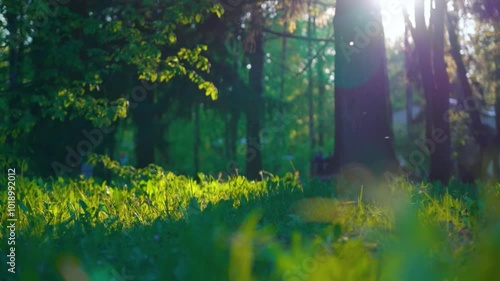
[1,171,499,281]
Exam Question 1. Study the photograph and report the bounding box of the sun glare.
[374,0,415,42]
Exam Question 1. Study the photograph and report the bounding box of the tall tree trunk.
[279,6,288,148]
[414,0,435,147]
[447,13,490,145]
[307,2,316,150]
[404,25,415,141]
[315,11,327,148]
[495,23,500,140]
[193,102,200,175]
[427,0,452,182]
[5,1,19,149]
[94,126,116,181]
[317,47,326,148]
[224,109,239,175]
[245,8,265,180]
[133,80,155,168]
[494,23,500,178]
[412,0,452,183]
[156,112,170,167]
[333,0,397,174]
[6,2,19,91]
[447,12,499,181]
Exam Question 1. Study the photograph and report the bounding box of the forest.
[0,0,499,280]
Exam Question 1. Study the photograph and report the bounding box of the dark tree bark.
[413,0,435,146]
[447,12,500,181]
[494,23,500,178]
[307,2,316,150]
[93,124,116,181]
[409,0,452,183]
[245,8,265,180]
[263,27,334,42]
[447,13,491,145]
[279,6,288,149]
[133,81,155,168]
[474,1,500,179]
[193,103,200,175]
[156,103,170,168]
[495,24,500,141]
[226,109,240,162]
[314,6,327,148]
[5,3,19,91]
[317,49,326,148]
[404,25,415,141]
[428,0,452,182]
[497,80,500,143]
[332,0,397,174]
[4,2,20,149]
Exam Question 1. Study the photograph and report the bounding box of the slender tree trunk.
[228,110,239,161]
[94,126,116,181]
[279,7,288,148]
[447,13,490,145]
[224,108,239,175]
[412,0,452,182]
[494,23,500,178]
[133,80,155,168]
[404,25,414,141]
[414,0,435,146]
[193,102,200,175]
[427,0,452,182]
[5,2,19,149]
[6,3,19,91]
[315,11,327,148]
[495,23,500,140]
[245,8,265,180]
[156,114,170,167]
[307,2,316,150]
[447,12,499,181]
[317,47,326,148]
[333,0,397,174]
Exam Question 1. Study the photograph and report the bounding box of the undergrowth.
[0,163,499,281]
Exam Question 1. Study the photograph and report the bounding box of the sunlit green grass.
[0,166,499,281]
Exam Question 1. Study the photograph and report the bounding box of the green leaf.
[18,201,30,214]
[211,4,224,18]
[168,32,176,44]
[195,14,202,23]
[79,199,88,212]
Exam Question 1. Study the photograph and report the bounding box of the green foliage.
[0,0,220,150]
[0,0,231,179]
[1,171,499,280]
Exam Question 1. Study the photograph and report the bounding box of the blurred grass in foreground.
[0,164,499,281]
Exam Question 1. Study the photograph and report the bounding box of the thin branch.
[263,27,335,42]
[402,7,416,39]
[296,33,333,76]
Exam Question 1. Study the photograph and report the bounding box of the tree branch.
[263,27,335,42]
[296,39,331,76]
[402,7,416,39]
